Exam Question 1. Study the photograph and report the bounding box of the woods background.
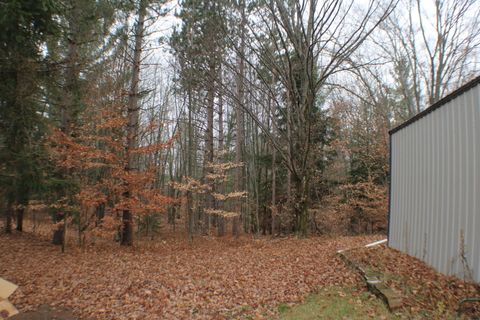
[1,0,479,246]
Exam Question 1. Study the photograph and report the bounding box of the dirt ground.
[0,232,381,320]
[10,304,77,320]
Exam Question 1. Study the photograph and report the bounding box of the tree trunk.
[15,207,24,232]
[201,61,216,235]
[218,67,225,152]
[5,202,13,234]
[217,66,225,203]
[235,4,246,191]
[235,0,246,230]
[206,64,215,166]
[205,62,215,209]
[286,89,292,199]
[62,214,67,253]
[52,0,80,247]
[293,174,309,237]
[217,215,225,237]
[271,132,277,235]
[167,156,175,225]
[186,60,194,242]
[271,137,276,237]
[121,203,134,246]
[121,0,147,246]
[52,212,65,245]
[269,74,277,236]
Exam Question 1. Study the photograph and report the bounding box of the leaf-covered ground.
[0,233,381,320]
[346,245,480,319]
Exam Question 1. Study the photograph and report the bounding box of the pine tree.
[0,0,58,233]
[171,0,227,237]
[44,0,127,248]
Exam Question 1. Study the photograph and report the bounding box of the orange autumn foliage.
[48,99,177,242]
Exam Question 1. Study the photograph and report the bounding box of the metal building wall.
[389,79,480,283]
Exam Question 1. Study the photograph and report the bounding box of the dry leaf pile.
[347,245,480,318]
[0,233,381,319]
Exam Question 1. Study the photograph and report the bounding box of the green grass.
[278,286,398,320]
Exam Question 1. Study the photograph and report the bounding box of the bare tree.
[377,0,480,113]
[417,0,480,104]
[227,0,396,236]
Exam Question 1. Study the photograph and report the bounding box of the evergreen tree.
[44,0,129,247]
[0,0,58,233]
[171,0,228,238]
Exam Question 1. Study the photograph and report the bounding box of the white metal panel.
[389,82,480,283]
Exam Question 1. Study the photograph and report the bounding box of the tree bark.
[217,65,224,207]
[218,67,225,152]
[5,202,13,234]
[186,58,194,242]
[203,62,216,235]
[235,1,246,192]
[122,0,147,246]
[270,76,277,236]
[121,198,134,245]
[15,207,24,232]
[293,174,309,237]
[53,0,80,248]
[234,0,247,233]
[286,89,292,199]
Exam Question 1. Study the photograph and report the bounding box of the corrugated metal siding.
[389,82,480,283]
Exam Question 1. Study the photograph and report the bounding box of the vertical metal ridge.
[389,83,480,283]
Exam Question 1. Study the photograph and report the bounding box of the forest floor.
[0,233,379,319]
[3,231,478,320]
[345,245,480,319]
[1,231,381,320]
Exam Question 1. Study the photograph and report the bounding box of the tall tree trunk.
[216,65,224,219]
[186,61,194,242]
[206,64,215,167]
[15,207,24,232]
[203,62,216,234]
[270,76,277,236]
[218,67,225,152]
[5,201,13,234]
[271,145,276,236]
[235,2,246,193]
[122,0,147,246]
[234,0,247,235]
[286,89,292,199]
[53,1,81,249]
[167,153,175,226]
[186,130,193,240]
[293,174,309,237]
[13,61,31,234]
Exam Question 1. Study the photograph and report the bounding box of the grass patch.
[278,286,397,320]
